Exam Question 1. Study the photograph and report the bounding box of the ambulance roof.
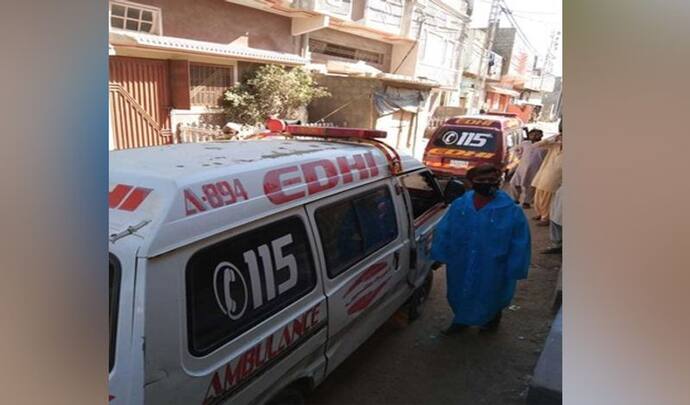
[109,139,423,258]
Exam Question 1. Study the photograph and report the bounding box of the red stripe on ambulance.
[109,184,133,208]
[109,184,152,211]
[119,187,153,211]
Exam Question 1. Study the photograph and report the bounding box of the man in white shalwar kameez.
[509,129,546,208]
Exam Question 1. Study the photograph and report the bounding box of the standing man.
[510,129,546,208]
[531,121,563,225]
[431,164,531,334]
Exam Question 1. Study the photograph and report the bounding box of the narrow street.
[307,206,561,405]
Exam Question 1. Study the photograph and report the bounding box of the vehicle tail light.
[424,154,444,168]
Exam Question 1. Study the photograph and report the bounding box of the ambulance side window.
[185,216,317,356]
[315,186,398,278]
[401,171,444,220]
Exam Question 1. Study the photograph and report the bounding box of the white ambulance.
[108,123,465,405]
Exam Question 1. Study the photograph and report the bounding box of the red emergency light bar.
[484,112,518,118]
[444,117,501,128]
[263,119,401,174]
[285,125,387,139]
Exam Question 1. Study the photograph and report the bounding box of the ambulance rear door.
[398,169,447,288]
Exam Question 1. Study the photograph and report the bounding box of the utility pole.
[539,30,560,95]
[475,0,502,113]
[538,30,560,119]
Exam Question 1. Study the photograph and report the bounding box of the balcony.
[522,73,555,92]
[225,0,411,43]
[293,0,353,19]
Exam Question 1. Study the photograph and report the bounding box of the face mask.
[473,182,500,197]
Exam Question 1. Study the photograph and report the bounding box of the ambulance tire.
[408,271,433,322]
[266,387,304,405]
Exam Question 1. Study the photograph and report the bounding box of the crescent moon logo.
[441,131,459,145]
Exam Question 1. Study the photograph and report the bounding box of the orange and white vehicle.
[108,123,464,405]
[422,113,526,179]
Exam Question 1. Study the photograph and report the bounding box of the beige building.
[108,0,471,157]
[284,0,472,158]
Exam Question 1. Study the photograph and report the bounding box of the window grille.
[309,39,384,66]
[189,64,235,107]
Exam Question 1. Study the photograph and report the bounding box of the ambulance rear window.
[432,127,499,152]
[109,253,121,372]
[186,216,317,356]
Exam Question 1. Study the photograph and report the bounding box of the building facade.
[108,0,471,156]
[456,26,556,121]
[295,0,472,158]
[108,0,307,150]
[459,27,503,113]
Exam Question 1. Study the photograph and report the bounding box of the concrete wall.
[492,28,517,76]
[365,0,405,34]
[140,0,300,54]
[308,74,382,127]
[307,74,433,158]
[391,41,419,76]
[493,27,534,79]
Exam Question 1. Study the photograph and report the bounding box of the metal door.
[109,56,172,149]
[398,169,447,288]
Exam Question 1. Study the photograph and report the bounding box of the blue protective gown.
[431,190,531,326]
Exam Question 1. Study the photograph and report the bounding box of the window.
[109,1,161,34]
[315,187,398,278]
[109,254,121,372]
[423,32,445,64]
[190,64,235,107]
[186,216,317,356]
[401,171,445,220]
[432,127,500,153]
[309,39,384,66]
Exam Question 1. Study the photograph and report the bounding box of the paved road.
[306,205,561,405]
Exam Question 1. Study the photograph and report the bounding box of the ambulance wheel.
[266,387,304,405]
[408,272,433,321]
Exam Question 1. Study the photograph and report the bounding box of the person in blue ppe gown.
[431,163,531,334]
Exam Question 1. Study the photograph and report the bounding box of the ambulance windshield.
[432,127,499,153]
